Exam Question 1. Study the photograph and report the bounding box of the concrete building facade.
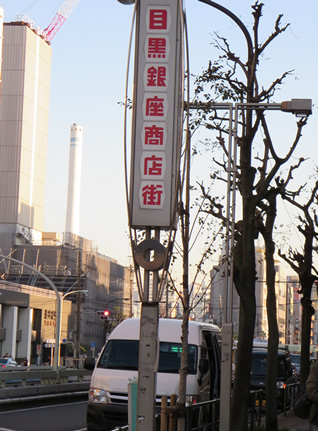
[0,281,71,364]
[0,20,51,249]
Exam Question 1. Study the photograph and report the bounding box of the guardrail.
[0,366,91,387]
[0,366,92,404]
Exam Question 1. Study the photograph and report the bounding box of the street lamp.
[59,289,88,366]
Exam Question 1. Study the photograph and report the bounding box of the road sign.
[90,342,96,350]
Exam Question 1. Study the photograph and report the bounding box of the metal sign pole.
[136,302,159,431]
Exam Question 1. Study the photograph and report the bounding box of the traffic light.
[102,310,110,319]
[96,310,110,320]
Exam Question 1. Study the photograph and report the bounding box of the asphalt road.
[0,398,87,431]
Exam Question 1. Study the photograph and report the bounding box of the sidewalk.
[278,411,308,431]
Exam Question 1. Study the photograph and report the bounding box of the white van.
[84,318,221,431]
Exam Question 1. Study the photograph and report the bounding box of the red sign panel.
[130,1,183,228]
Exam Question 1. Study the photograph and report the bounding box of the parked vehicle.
[290,353,300,376]
[0,357,18,368]
[84,318,221,431]
[250,348,296,410]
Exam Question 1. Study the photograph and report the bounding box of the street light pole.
[59,289,88,366]
[198,0,253,64]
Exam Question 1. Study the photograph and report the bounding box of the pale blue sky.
[1,0,317,271]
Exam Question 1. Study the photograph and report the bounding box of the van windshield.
[98,340,198,374]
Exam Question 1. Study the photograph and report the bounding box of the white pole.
[59,289,87,366]
[65,123,83,235]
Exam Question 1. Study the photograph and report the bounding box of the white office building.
[0,19,51,248]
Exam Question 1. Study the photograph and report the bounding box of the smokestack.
[65,123,83,235]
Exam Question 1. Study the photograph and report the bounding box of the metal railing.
[282,382,300,416]
[108,383,301,431]
[0,366,91,388]
[184,390,263,431]
[248,390,264,430]
[185,398,220,431]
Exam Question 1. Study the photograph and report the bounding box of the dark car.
[250,348,296,410]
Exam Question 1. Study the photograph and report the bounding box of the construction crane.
[43,0,79,42]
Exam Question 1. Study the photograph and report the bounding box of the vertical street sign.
[130,0,183,228]
[128,2,184,431]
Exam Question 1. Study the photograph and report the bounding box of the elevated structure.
[0,232,132,354]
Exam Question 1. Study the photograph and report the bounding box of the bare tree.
[279,179,318,385]
[256,159,306,430]
[190,3,310,430]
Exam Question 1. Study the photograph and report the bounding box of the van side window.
[158,343,198,374]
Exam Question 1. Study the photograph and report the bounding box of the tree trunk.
[265,282,279,431]
[300,289,314,386]
[256,194,279,431]
[231,295,256,431]
[231,192,257,431]
[177,295,190,431]
[263,216,279,430]
[178,129,191,431]
[231,113,257,430]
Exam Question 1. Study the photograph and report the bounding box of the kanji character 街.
[141,183,164,207]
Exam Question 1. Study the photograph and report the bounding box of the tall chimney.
[65,123,83,235]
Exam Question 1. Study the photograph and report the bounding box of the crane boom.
[44,0,79,42]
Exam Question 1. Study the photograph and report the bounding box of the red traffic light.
[96,310,110,320]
